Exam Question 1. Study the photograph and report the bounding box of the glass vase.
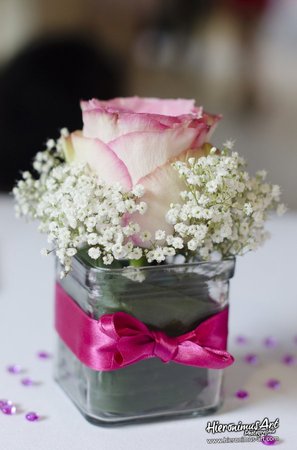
[54,255,235,426]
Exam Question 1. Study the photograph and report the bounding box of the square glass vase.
[54,255,235,426]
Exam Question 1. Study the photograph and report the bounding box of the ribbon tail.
[201,347,234,369]
[174,343,234,369]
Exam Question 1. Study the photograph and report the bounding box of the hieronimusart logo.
[205,418,280,445]
[205,417,279,436]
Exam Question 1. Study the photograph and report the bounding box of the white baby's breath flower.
[187,239,198,251]
[132,184,145,197]
[155,229,166,241]
[243,202,253,216]
[33,161,42,172]
[166,235,174,245]
[172,237,184,249]
[112,243,125,259]
[223,139,235,150]
[152,247,166,263]
[125,199,136,213]
[140,230,151,242]
[198,194,210,206]
[277,203,287,216]
[187,174,201,185]
[137,201,147,214]
[166,209,179,225]
[87,233,98,245]
[220,224,232,239]
[128,247,143,260]
[128,222,140,234]
[88,247,101,260]
[103,254,113,265]
[194,224,208,242]
[124,242,133,253]
[60,128,69,137]
[256,170,267,180]
[46,139,55,150]
[174,223,188,235]
[163,246,176,256]
[206,180,219,193]
[271,185,281,200]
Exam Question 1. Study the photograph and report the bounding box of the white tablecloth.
[0,194,296,450]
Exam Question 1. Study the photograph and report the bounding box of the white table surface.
[0,193,296,450]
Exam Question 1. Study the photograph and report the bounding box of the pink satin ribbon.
[55,283,234,371]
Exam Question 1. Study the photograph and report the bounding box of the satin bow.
[55,283,234,371]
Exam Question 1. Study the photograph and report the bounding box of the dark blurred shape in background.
[0,35,122,190]
[224,0,271,111]
[0,0,296,206]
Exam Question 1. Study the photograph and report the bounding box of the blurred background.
[0,0,296,207]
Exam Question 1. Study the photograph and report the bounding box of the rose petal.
[109,125,209,185]
[202,112,222,140]
[81,97,200,116]
[131,146,209,244]
[132,165,185,242]
[82,108,208,141]
[62,135,75,163]
[82,109,168,142]
[67,132,132,190]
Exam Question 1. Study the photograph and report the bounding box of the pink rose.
[63,97,220,239]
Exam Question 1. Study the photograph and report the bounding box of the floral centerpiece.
[14,97,284,425]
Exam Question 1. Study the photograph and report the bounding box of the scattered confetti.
[25,411,39,422]
[244,354,259,365]
[7,365,22,374]
[282,354,296,366]
[264,337,278,348]
[37,351,52,360]
[0,399,12,409]
[1,404,16,415]
[266,379,280,390]
[21,378,35,387]
[261,435,277,446]
[235,390,249,399]
[235,335,248,345]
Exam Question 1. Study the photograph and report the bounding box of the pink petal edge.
[108,125,209,185]
[71,132,132,190]
[82,109,169,143]
[81,97,199,116]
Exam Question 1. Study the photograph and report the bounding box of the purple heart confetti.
[25,411,39,422]
[21,377,40,387]
[1,403,16,415]
[266,379,280,390]
[264,337,278,348]
[37,351,52,360]
[235,389,249,399]
[282,354,296,366]
[244,353,259,365]
[235,335,248,345]
[7,364,22,374]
